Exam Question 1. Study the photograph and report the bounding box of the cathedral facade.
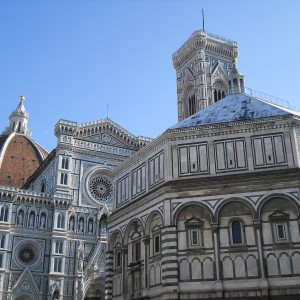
[0,28,299,300]
[0,98,150,299]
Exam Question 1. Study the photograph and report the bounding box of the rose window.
[19,246,35,264]
[89,176,113,201]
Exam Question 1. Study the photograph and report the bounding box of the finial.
[20,95,25,102]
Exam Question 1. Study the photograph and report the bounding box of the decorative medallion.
[15,241,41,267]
[21,281,30,291]
[101,133,112,144]
[19,246,35,264]
[88,175,113,202]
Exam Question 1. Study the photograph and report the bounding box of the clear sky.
[1,0,299,152]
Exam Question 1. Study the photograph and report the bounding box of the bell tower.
[173,30,240,122]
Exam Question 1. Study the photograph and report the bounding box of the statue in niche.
[29,212,35,227]
[77,242,84,272]
[101,220,107,234]
[79,219,84,233]
[17,211,24,225]
[40,213,46,228]
[88,220,93,233]
[69,217,75,231]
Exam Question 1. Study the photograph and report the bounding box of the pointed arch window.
[57,212,65,229]
[213,83,227,102]
[0,235,5,248]
[188,94,196,116]
[55,241,63,254]
[61,157,69,170]
[0,205,8,222]
[60,173,68,185]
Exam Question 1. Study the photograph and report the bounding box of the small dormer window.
[269,210,290,243]
[185,218,204,249]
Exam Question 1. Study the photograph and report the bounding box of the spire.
[227,58,245,94]
[3,96,32,137]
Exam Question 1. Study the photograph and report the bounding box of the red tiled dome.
[0,133,48,188]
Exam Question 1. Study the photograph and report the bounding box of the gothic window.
[57,212,65,229]
[231,221,243,244]
[60,173,68,185]
[61,157,69,169]
[52,290,60,300]
[40,181,46,193]
[213,83,226,102]
[0,205,8,222]
[55,241,63,254]
[0,235,5,248]
[188,94,196,116]
[53,258,63,272]
[17,122,21,132]
[0,252,3,268]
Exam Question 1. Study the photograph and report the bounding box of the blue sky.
[1,0,299,151]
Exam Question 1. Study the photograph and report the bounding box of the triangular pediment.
[269,210,289,220]
[211,61,227,81]
[11,268,39,300]
[56,118,151,151]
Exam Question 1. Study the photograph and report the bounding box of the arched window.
[60,173,68,185]
[213,83,227,102]
[61,157,69,169]
[57,212,65,229]
[0,235,5,248]
[17,122,21,132]
[0,206,8,222]
[0,253,3,268]
[55,241,63,254]
[40,181,46,193]
[53,290,60,300]
[231,221,243,244]
[188,94,196,116]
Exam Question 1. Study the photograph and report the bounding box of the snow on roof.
[169,93,300,130]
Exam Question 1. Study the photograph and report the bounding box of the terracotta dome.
[0,97,48,188]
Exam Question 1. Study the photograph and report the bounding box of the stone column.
[121,246,128,299]
[195,48,208,112]
[253,220,269,297]
[211,223,223,298]
[161,226,179,300]
[142,235,150,291]
[104,250,113,300]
